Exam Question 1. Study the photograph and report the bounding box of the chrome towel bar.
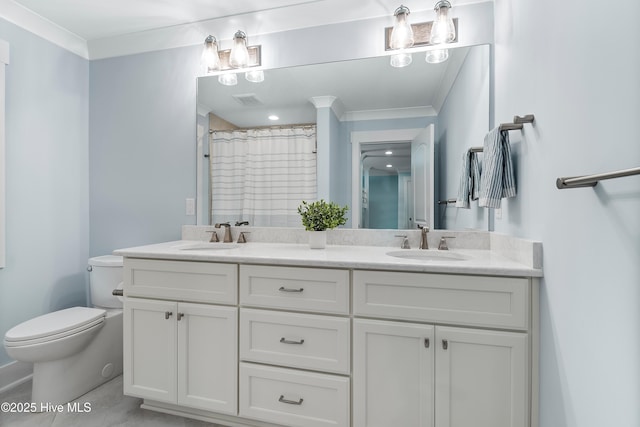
[556,166,640,189]
[468,114,535,153]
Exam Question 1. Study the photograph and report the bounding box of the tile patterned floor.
[0,375,222,426]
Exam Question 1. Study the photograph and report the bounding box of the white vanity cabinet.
[352,270,536,427]
[118,248,539,427]
[123,259,238,415]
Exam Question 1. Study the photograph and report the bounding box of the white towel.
[478,127,516,208]
[455,151,481,208]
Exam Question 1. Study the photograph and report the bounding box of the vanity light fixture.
[390,6,414,49]
[430,0,456,45]
[268,115,279,121]
[201,35,220,74]
[386,164,393,168]
[229,30,250,68]
[384,2,457,67]
[200,31,263,84]
[385,150,393,155]
[389,5,414,68]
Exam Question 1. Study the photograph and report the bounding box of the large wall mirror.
[196,43,490,231]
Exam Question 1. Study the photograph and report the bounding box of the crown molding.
[342,106,437,122]
[0,0,88,59]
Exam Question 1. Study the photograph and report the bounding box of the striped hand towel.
[455,150,481,208]
[478,127,516,208]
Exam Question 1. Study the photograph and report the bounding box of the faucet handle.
[206,230,220,242]
[395,234,411,249]
[237,231,250,243]
[438,236,455,250]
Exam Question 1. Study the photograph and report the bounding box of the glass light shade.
[426,48,449,64]
[390,6,414,50]
[430,1,456,45]
[218,73,238,86]
[201,35,220,74]
[245,69,264,83]
[390,52,412,68]
[229,30,250,68]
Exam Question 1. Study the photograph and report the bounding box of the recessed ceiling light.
[385,150,393,155]
[268,115,279,121]
[386,164,393,168]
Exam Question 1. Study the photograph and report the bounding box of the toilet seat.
[4,307,106,347]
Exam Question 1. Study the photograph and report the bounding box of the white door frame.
[350,129,422,229]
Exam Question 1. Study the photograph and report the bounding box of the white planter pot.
[308,230,327,249]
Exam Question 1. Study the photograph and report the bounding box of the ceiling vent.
[232,93,264,107]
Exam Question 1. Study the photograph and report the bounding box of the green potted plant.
[297,200,349,248]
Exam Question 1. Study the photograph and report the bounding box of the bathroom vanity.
[115,230,542,427]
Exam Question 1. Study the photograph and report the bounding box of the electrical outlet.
[186,198,195,216]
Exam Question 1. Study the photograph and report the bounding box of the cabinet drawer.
[240,265,349,314]
[239,363,349,427]
[353,270,529,330]
[240,309,350,374]
[124,259,237,304]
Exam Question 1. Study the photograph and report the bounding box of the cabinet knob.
[165,311,173,320]
[424,338,430,348]
[442,339,448,350]
[177,313,184,321]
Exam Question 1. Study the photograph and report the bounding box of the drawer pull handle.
[424,338,430,348]
[165,311,173,320]
[279,395,304,405]
[278,286,304,293]
[280,337,305,345]
[442,339,448,350]
[177,313,184,321]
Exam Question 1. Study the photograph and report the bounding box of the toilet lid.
[4,307,106,343]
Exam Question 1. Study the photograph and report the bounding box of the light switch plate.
[186,198,195,216]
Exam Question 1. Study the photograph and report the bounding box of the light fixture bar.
[384,19,458,51]
[217,45,261,71]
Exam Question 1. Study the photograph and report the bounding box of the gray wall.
[0,19,89,366]
[436,45,490,230]
[494,1,640,426]
[89,46,201,257]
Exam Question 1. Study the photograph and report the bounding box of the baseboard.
[0,360,33,394]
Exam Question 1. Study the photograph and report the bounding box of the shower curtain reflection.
[209,126,317,227]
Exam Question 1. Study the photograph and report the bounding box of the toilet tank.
[88,255,123,309]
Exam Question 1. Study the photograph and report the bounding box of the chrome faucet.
[418,225,429,249]
[215,222,233,243]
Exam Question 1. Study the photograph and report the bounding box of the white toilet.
[3,255,124,405]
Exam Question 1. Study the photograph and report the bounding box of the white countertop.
[114,240,543,277]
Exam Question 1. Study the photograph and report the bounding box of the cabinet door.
[435,327,528,427]
[177,303,238,414]
[123,298,177,403]
[353,319,434,427]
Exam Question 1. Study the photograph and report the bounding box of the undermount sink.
[174,242,240,251]
[386,250,469,262]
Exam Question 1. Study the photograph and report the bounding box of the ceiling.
[2,0,484,58]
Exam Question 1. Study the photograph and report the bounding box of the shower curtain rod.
[468,114,535,153]
[209,123,316,133]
